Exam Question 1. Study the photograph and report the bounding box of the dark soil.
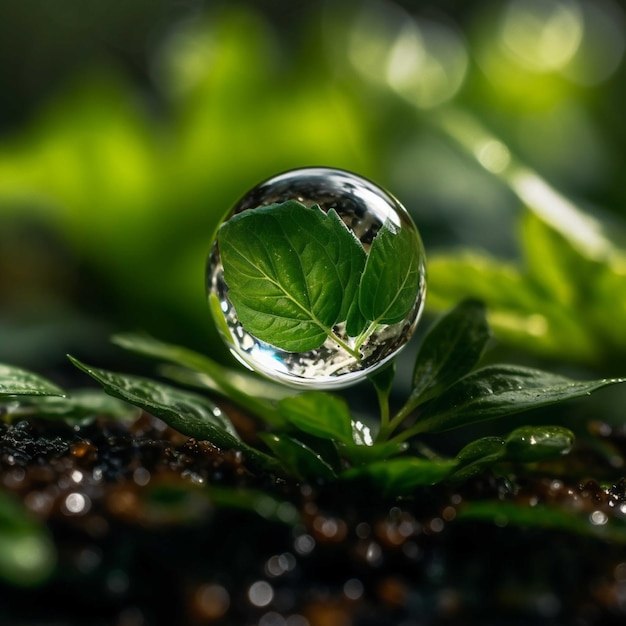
[2,414,626,626]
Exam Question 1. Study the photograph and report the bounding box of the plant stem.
[377,399,418,441]
[330,331,362,360]
[353,321,379,353]
[386,422,426,445]
[374,387,390,435]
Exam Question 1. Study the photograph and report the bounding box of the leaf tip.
[67,354,91,376]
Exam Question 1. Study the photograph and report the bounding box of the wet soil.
[2,413,626,626]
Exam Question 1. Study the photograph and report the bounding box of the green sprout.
[1,196,624,498]
[5,296,611,495]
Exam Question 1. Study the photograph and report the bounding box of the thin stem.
[330,331,362,360]
[353,321,379,353]
[378,399,418,441]
[386,422,426,446]
[374,386,390,436]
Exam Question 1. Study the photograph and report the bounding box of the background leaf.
[0,364,65,398]
[426,212,622,367]
[0,490,56,587]
[3,389,138,425]
[458,501,626,544]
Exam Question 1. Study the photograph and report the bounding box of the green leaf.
[521,212,587,307]
[112,333,287,425]
[413,365,625,434]
[458,501,626,544]
[68,356,279,474]
[326,208,368,322]
[411,299,490,405]
[504,425,574,462]
[259,433,337,481]
[426,248,599,364]
[209,486,299,525]
[278,391,353,445]
[450,425,574,481]
[451,436,506,481]
[343,457,457,496]
[0,364,65,398]
[368,361,396,427]
[0,490,56,587]
[69,356,237,438]
[358,219,423,326]
[219,200,366,352]
[455,437,506,464]
[4,389,138,425]
[369,361,395,398]
[340,439,408,465]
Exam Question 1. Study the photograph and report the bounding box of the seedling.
[4,298,619,496]
[64,299,622,495]
[2,169,624,499]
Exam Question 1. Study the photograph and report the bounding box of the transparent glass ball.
[206,167,426,389]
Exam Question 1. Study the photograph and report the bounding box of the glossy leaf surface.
[69,356,279,473]
[358,219,422,326]
[410,299,490,405]
[259,433,337,481]
[219,201,365,352]
[344,457,457,496]
[0,364,65,398]
[504,425,574,462]
[112,333,286,424]
[278,391,353,445]
[414,365,624,434]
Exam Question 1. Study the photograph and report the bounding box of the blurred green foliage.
[1,0,626,378]
[428,208,626,372]
[0,5,377,365]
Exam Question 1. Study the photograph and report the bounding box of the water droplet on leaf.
[207,167,426,388]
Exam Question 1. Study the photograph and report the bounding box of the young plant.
[2,194,623,497]
[28,298,613,495]
[2,296,626,561]
[4,200,622,493]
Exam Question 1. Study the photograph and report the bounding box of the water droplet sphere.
[207,167,426,388]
